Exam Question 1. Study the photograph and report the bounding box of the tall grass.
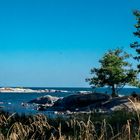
[1,98,140,140]
[0,110,140,140]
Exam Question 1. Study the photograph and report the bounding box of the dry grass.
[0,100,140,140]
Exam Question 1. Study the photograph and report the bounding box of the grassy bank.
[0,110,140,140]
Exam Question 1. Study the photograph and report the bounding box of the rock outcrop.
[52,92,110,111]
[102,96,140,112]
[27,93,140,113]
[28,95,59,105]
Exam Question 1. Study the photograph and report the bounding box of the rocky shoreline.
[1,90,140,115]
[0,87,69,93]
[26,92,140,114]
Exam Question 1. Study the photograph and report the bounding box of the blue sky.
[0,0,140,87]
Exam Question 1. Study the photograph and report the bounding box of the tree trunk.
[111,85,117,97]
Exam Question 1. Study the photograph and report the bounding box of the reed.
[0,100,140,140]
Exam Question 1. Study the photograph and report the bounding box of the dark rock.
[53,92,110,111]
[102,96,130,110]
[37,104,50,111]
[130,92,140,101]
[28,95,59,105]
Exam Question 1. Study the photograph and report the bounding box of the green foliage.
[130,10,140,69]
[86,49,139,96]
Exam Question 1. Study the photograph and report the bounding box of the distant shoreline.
[0,87,139,94]
[0,87,71,93]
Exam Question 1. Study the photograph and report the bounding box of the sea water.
[0,87,140,115]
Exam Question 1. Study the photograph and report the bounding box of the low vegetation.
[0,109,140,140]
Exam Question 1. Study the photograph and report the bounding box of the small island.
[0,87,68,93]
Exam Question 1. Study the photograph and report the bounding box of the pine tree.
[86,49,139,97]
[130,10,140,70]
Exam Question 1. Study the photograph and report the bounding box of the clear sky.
[0,0,140,87]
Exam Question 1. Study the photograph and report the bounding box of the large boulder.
[102,96,129,109]
[102,96,140,112]
[53,93,110,111]
[28,95,59,105]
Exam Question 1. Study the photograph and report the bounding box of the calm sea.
[0,87,140,115]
